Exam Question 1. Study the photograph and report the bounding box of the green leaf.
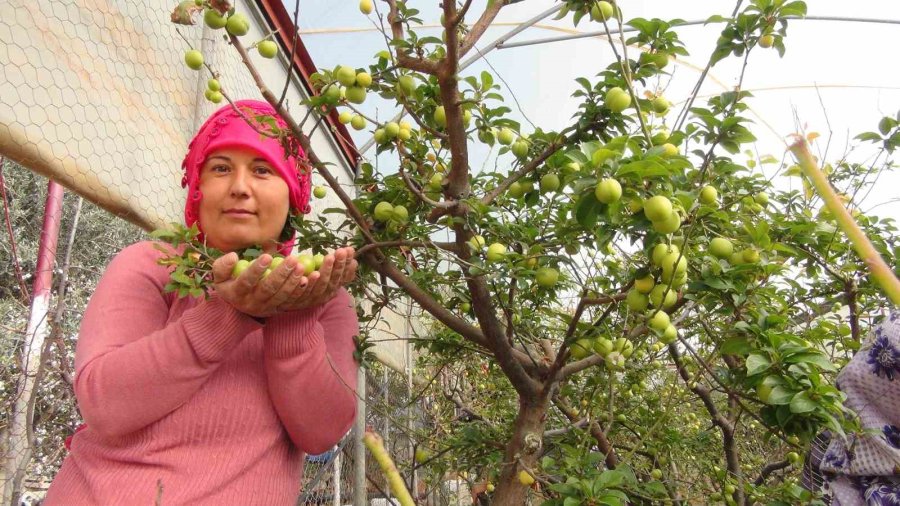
[746,353,771,375]
[784,352,837,372]
[720,337,753,355]
[789,391,817,413]
[768,385,795,405]
[575,192,601,230]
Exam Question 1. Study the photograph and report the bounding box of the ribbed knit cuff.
[181,295,263,363]
[264,312,324,358]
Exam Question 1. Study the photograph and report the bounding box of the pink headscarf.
[181,100,311,255]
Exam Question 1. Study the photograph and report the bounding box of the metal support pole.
[353,367,367,506]
[2,180,64,506]
[333,450,342,506]
[497,15,900,50]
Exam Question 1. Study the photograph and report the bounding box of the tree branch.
[753,459,789,486]
[459,0,506,58]
[553,397,618,469]
[480,132,573,207]
[386,0,441,75]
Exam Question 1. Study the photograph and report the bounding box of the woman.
[803,308,900,504]
[43,100,360,505]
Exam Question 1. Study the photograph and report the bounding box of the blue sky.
[291,1,900,223]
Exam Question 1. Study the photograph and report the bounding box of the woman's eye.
[255,166,274,175]
[210,165,229,173]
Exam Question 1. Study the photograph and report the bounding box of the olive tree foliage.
[0,158,145,483]
[166,0,900,504]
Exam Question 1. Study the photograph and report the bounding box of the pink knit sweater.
[43,241,359,505]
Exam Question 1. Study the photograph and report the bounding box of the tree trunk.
[491,393,551,506]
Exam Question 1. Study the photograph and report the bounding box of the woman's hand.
[276,247,358,312]
[211,252,310,318]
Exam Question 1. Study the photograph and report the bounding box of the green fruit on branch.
[508,182,524,198]
[652,211,682,234]
[468,235,486,250]
[742,248,760,263]
[605,86,631,113]
[759,34,775,48]
[660,324,677,345]
[651,243,679,267]
[756,383,773,403]
[754,192,769,206]
[374,201,394,222]
[338,111,353,124]
[651,469,663,480]
[428,173,444,190]
[398,128,411,141]
[205,90,223,103]
[204,8,227,29]
[207,79,220,92]
[699,185,719,206]
[518,470,535,486]
[593,337,614,356]
[354,72,372,89]
[660,143,679,158]
[322,84,341,104]
[397,75,416,96]
[730,252,746,265]
[511,140,529,159]
[615,337,634,358]
[258,40,278,58]
[225,13,250,36]
[649,285,676,309]
[786,451,801,465]
[486,243,507,262]
[359,0,374,15]
[345,86,366,104]
[634,275,655,294]
[644,195,673,222]
[535,267,559,288]
[607,352,626,370]
[313,186,327,199]
[626,289,649,312]
[414,448,429,464]
[460,302,471,313]
[651,96,670,114]
[350,115,367,131]
[708,237,734,259]
[433,106,447,128]
[184,50,204,70]
[595,178,622,204]
[590,0,614,21]
[570,339,593,360]
[384,122,400,139]
[391,205,409,223]
[540,173,560,193]
[497,127,515,145]
[335,65,357,87]
[373,129,386,144]
[462,109,472,128]
[648,310,670,331]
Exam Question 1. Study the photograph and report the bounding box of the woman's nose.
[228,167,252,196]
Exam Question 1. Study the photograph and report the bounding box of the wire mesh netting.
[0,0,352,231]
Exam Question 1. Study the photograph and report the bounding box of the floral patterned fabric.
[819,309,900,505]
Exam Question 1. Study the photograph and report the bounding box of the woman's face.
[197,146,290,253]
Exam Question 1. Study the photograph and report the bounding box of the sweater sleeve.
[74,241,263,439]
[262,288,359,454]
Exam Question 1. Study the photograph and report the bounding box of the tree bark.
[491,393,550,506]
